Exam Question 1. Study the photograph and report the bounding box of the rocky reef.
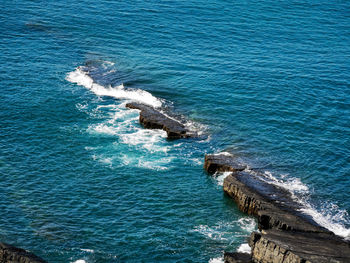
[0,242,47,263]
[204,153,350,263]
[126,102,195,139]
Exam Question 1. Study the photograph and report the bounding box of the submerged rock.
[126,102,195,139]
[0,242,47,263]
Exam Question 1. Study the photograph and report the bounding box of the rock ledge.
[126,102,195,139]
[0,242,47,263]
[204,153,350,263]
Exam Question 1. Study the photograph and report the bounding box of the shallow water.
[1,0,350,262]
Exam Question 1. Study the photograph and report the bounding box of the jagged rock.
[223,171,330,233]
[0,242,47,263]
[126,102,195,139]
[224,252,252,263]
[249,230,350,263]
[204,154,247,174]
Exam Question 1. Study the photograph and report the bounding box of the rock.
[205,153,350,263]
[204,154,247,174]
[249,230,350,263]
[223,171,330,233]
[126,102,195,139]
[0,242,47,263]
[224,252,252,263]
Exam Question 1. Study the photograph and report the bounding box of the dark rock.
[0,242,47,263]
[249,230,350,263]
[204,154,247,174]
[223,171,330,233]
[206,153,350,262]
[126,102,195,139]
[224,252,252,263]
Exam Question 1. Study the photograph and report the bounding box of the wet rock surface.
[205,154,350,263]
[204,154,247,174]
[249,230,350,263]
[126,102,195,139]
[0,242,47,263]
[223,171,330,233]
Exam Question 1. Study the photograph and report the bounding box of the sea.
[1,0,349,262]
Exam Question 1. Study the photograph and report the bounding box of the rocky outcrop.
[204,154,246,174]
[0,242,47,263]
[224,252,252,263]
[249,230,350,263]
[204,153,350,263]
[126,102,195,139]
[223,172,330,233]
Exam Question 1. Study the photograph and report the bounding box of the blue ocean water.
[1,0,350,262]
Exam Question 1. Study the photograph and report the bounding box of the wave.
[193,218,256,241]
[300,203,350,240]
[214,171,232,186]
[208,257,224,263]
[66,66,162,108]
[237,243,251,254]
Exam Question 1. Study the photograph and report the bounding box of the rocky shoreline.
[204,153,350,263]
[0,243,47,263]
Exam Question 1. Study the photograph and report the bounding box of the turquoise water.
[1,0,350,262]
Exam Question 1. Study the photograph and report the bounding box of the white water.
[245,168,350,239]
[214,171,233,186]
[82,102,173,170]
[237,243,251,254]
[300,203,350,240]
[66,67,162,108]
[208,257,224,263]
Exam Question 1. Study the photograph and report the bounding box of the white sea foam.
[213,151,232,156]
[261,171,309,193]
[214,171,232,186]
[120,128,168,153]
[300,203,350,240]
[66,67,162,107]
[72,260,86,263]
[193,225,229,241]
[80,249,94,253]
[246,168,350,239]
[88,123,117,135]
[237,243,251,254]
[238,218,256,232]
[208,257,224,263]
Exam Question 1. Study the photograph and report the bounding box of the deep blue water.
[1,0,350,262]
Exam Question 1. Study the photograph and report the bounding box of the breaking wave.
[66,66,162,108]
